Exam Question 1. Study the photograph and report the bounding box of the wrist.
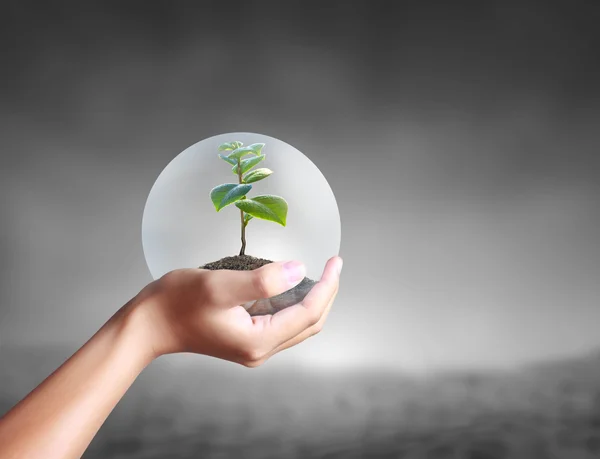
[116,298,161,367]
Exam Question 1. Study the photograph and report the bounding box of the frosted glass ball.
[141,132,341,288]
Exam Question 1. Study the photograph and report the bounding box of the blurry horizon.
[3,341,600,458]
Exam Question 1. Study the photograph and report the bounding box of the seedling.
[203,139,314,316]
[209,141,288,256]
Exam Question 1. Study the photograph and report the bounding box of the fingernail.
[283,261,306,285]
[337,258,343,275]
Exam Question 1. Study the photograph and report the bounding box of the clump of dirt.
[200,254,274,271]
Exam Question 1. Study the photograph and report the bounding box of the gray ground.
[2,346,600,458]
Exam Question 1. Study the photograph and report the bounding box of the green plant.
[210,141,288,256]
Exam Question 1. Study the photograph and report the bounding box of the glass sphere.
[142,132,341,281]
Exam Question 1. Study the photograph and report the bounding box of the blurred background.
[1,1,599,457]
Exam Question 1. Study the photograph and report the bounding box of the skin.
[0,256,343,459]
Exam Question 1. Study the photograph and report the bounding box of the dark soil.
[199,255,274,271]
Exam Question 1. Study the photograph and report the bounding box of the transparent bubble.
[141,132,341,281]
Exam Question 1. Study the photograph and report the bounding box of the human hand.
[130,256,342,367]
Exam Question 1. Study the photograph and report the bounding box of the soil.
[200,254,274,271]
[199,254,317,316]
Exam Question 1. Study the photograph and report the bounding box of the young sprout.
[210,141,288,256]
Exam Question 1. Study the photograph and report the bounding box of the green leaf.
[219,154,238,166]
[243,168,273,183]
[218,142,236,151]
[243,213,254,225]
[227,146,256,160]
[248,143,265,155]
[235,195,288,226]
[233,154,266,174]
[232,141,243,149]
[210,183,252,211]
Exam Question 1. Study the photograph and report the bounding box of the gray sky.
[0,1,599,373]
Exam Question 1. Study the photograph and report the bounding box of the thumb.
[204,260,306,307]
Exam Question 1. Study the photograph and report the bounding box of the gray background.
[1,1,600,457]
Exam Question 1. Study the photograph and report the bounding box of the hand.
[0,256,341,459]
[130,256,343,367]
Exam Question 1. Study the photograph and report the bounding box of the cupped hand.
[131,256,343,367]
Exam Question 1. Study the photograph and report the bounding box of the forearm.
[0,301,154,459]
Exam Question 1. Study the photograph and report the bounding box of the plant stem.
[238,159,246,256]
[239,212,246,256]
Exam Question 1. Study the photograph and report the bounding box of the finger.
[259,281,339,361]
[258,256,342,351]
[203,260,307,307]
